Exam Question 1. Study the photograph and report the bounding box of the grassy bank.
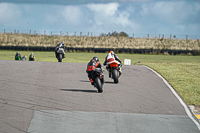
[1,33,200,50]
[0,50,200,108]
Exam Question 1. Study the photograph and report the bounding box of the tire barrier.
[0,46,198,55]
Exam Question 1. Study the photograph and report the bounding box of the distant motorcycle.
[55,47,65,62]
[91,68,104,93]
[21,55,27,61]
[109,60,121,83]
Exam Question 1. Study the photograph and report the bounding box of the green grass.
[142,63,200,107]
[0,50,200,107]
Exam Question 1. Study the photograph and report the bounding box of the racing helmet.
[61,42,64,45]
[110,51,115,55]
[93,57,99,62]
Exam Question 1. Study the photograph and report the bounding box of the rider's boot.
[119,67,122,77]
[102,74,105,83]
[108,71,111,78]
[90,78,94,85]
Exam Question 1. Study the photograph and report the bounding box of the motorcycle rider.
[103,51,122,77]
[29,53,35,61]
[86,57,104,85]
[21,55,27,61]
[55,42,66,58]
[15,52,21,60]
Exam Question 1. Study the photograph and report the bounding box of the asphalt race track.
[0,60,199,133]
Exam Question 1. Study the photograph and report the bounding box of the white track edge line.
[143,65,200,130]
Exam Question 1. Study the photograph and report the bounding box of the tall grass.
[1,33,200,50]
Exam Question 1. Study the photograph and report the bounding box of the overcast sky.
[0,0,200,38]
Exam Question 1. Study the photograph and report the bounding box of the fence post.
[147,34,149,39]
[159,34,161,39]
[30,30,31,35]
[162,34,164,39]
[88,32,89,37]
[60,31,62,36]
[186,35,188,41]
[75,32,76,36]
[67,32,68,36]
[17,30,19,34]
[14,29,16,34]
[80,32,82,37]
[170,34,172,40]
[34,31,36,35]
[91,32,93,37]
[4,29,5,33]
[51,31,52,36]
[44,30,46,35]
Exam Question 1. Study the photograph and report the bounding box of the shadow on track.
[104,81,116,84]
[60,89,97,93]
[80,79,116,84]
[79,80,90,83]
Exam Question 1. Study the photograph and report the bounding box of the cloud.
[86,2,137,30]
[62,6,83,25]
[140,1,200,25]
[0,1,200,36]
[87,3,119,16]
[0,3,21,26]
[44,5,84,26]
[128,1,200,34]
[86,3,118,25]
[0,0,153,5]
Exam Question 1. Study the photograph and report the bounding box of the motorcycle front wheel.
[58,54,62,62]
[95,77,103,93]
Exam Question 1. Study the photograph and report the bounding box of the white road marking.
[144,65,200,130]
[28,110,199,133]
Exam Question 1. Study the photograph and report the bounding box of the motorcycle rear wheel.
[112,69,119,83]
[95,77,103,93]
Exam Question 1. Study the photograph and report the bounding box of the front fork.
[100,73,104,84]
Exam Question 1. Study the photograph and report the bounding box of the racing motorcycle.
[21,55,27,61]
[55,47,65,62]
[91,68,104,93]
[109,60,121,83]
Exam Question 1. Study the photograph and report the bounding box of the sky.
[0,0,200,39]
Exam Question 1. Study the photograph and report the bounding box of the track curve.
[0,60,199,133]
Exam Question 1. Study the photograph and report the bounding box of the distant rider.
[29,53,35,61]
[21,55,27,61]
[103,51,122,77]
[55,42,66,58]
[15,52,21,60]
[86,57,104,85]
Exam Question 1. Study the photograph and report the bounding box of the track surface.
[0,60,199,133]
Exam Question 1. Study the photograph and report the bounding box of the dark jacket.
[55,43,65,52]
[86,59,102,72]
